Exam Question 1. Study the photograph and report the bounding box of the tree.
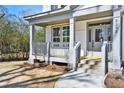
[0,5,7,19]
[0,6,45,61]
[0,6,30,61]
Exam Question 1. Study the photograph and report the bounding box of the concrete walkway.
[55,70,104,88]
[55,60,105,88]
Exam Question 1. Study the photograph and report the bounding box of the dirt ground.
[0,61,65,88]
[104,69,124,88]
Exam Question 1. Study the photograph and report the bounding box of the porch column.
[112,7,121,69]
[69,17,75,50]
[69,17,76,69]
[29,25,35,64]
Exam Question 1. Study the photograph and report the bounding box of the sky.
[4,5,43,18]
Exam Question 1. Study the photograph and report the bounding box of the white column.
[112,9,121,69]
[29,25,35,64]
[69,17,76,69]
[69,17,75,50]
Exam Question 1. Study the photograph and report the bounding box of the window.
[89,29,91,42]
[52,25,70,48]
[61,5,66,8]
[95,29,102,42]
[52,27,60,42]
[107,27,112,41]
[62,26,70,42]
[51,5,58,10]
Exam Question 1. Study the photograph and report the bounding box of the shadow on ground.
[0,62,63,88]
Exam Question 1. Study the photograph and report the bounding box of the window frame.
[51,24,70,48]
[52,26,61,43]
[62,26,70,43]
[51,5,59,10]
[95,28,102,42]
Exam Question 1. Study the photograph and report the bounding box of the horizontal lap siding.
[75,21,87,56]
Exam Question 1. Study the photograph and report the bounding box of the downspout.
[120,9,124,68]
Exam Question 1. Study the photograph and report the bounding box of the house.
[24,5,124,71]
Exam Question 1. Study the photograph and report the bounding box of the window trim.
[62,26,70,43]
[52,26,61,43]
[51,5,59,11]
[95,28,102,42]
[51,24,70,48]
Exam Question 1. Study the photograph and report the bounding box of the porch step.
[80,56,101,61]
[78,60,100,67]
[78,63,101,73]
[88,51,102,57]
[78,56,101,73]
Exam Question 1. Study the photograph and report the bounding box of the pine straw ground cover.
[0,61,68,88]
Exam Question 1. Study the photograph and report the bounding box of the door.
[88,26,103,51]
[88,23,112,52]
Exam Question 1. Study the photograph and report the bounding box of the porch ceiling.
[35,10,112,27]
[35,19,69,27]
[75,11,113,21]
[29,12,70,27]
[30,6,113,27]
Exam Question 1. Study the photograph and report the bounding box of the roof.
[23,5,79,20]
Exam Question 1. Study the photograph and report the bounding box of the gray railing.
[73,41,81,71]
[51,42,69,49]
[32,42,47,56]
[107,42,113,62]
[102,41,108,75]
[102,41,113,75]
[46,42,50,64]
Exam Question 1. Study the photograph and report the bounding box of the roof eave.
[24,6,71,20]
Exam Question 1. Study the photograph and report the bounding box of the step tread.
[80,56,101,61]
[50,55,67,58]
[79,67,99,70]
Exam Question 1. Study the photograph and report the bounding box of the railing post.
[102,41,108,75]
[73,49,77,70]
[71,42,81,71]
[46,42,50,64]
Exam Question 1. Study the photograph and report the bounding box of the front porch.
[26,5,116,71]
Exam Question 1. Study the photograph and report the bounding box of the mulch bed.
[43,64,69,72]
[16,61,70,73]
[104,69,124,88]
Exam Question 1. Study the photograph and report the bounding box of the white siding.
[45,16,112,57]
[112,10,121,69]
[50,49,69,56]
[45,26,51,42]
[75,21,87,56]
[42,5,62,12]
[42,5,51,12]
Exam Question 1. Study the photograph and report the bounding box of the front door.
[88,23,112,51]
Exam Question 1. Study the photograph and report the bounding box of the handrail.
[72,41,81,71]
[102,41,108,75]
[74,42,81,49]
[33,42,47,56]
